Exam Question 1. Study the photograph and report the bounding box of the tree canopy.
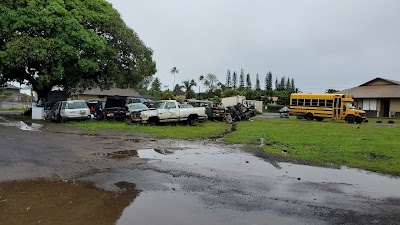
[0,0,156,98]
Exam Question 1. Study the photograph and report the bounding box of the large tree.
[0,0,156,99]
[255,73,260,90]
[265,71,273,91]
[246,73,252,90]
[232,72,237,90]
[225,69,231,88]
[239,69,245,90]
[200,74,218,92]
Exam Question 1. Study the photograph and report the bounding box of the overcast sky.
[106,0,400,93]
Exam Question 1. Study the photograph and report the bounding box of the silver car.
[51,100,91,122]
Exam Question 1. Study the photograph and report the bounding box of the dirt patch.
[366,152,391,160]
[108,150,138,159]
[0,179,139,225]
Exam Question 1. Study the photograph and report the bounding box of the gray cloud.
[107,0,400,93]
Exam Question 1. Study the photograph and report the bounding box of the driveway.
[1,116,400,225]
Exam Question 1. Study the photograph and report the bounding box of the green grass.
[224,118,400,176]
[365,117,399,124]
[66,120,231,139]
[0,107,28,111]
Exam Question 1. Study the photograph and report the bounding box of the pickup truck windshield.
[153,102,165,109]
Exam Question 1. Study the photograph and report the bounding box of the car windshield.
[152,102,165,109]
[345,103,356,109]
[128,104,148,110]
[67,102,87,109]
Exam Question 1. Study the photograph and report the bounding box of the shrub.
[376,121,382,123]
[264,105,286,113]
[388,120,395,124]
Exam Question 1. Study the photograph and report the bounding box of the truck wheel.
[315,117,324,121]
[188,117,198,126]
[148,118,158,126]
[305,113,313,121]
[347,115,355,124]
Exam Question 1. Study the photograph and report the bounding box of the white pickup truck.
[132,100,207,125]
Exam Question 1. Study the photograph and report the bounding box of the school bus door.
[333,96,341,120]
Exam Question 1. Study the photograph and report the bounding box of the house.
[0,84,20,94]
[337,77,400,118]
[70,87,141,100]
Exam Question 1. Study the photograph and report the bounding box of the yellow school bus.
[289,93,366,123]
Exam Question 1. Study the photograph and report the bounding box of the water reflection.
[0,179,139,225]
[136,147,400,197]
[0,117,42,131]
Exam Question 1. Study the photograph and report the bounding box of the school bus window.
[298,99,304,105]
[311,99,318,106]
[305,99,311,106]
[326,100,333,107]
[318,99,325,107]
[291,99,297,105]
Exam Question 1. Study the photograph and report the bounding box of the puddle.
[93,150,138,159]
[116,191,305,225]
[0,179,139,225]
[0,116,42,131]
[136,146,400,197]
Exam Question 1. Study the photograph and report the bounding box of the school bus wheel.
[305,113,313,121]
[347,115,355,124]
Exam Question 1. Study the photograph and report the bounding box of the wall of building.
[390,99,400,112]
[390,99,400,118]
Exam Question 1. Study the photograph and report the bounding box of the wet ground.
[1,114,400,225]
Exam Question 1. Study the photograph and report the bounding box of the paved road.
[1,116,400,225]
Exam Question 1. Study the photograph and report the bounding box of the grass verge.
[224,117,400,176]
[66,120,231,139]
[0,107,28,112]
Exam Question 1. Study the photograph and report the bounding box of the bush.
[376,121,382,123]
[264,105,286,113]
[388,120,395,124]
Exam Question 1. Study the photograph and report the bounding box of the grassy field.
[224,118,400,175]
[0,107,28,112]
[66,120,231,139]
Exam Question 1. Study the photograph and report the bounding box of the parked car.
[86,99,101,114]
[131,100,207,125]
[126,97,151,107]
[93,100,106,120]
[103,96,129,120]
[278,106,290,118]
[50,100,91,122]
[126,103,150,122]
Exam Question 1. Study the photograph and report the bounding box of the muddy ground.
[1,114,400,225]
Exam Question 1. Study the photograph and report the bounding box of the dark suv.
[103,96,129,120]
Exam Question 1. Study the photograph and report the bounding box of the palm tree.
[171,67,179,89]
[182,79,197,98]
